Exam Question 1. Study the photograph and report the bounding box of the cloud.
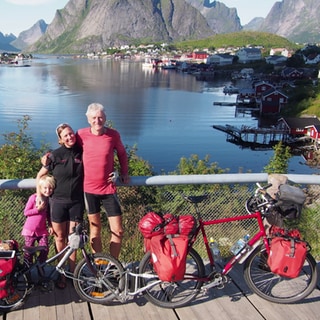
[5,0,54,5]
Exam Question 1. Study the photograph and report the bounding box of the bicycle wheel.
[0,271,29,312]
[73,253,125,304]
[243,245,318,303]
[139,248,205,308]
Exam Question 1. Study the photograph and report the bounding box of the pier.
[213,124,289,149]
[213,102,237,106]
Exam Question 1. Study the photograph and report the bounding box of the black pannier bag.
[276,184,306,219]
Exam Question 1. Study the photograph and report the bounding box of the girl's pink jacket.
[21,193,50,237]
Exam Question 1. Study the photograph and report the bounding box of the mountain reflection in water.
[0,56,317,175]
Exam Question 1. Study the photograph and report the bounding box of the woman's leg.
[52,221,68,288]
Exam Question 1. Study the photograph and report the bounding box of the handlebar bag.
[149,234,188,282]
[277,184,306,204]
[267,236,307,278]
[276,184,306,219]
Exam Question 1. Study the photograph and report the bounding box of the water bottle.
[230,234,250,255]
[209,237,221,262]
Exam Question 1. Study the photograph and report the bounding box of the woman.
[37,123,84,289]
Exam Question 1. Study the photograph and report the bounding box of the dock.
[213,102,237,106]
[2,263,319,320]
[213,124,288,148]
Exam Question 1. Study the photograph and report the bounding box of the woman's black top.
[47,144,83,201]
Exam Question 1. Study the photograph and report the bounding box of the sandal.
[56,275,66,289]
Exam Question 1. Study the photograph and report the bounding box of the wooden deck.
[2,263,320,320]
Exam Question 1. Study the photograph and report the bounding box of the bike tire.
[139,248,205,309]
[73,253,125,304]
[243,245,318,304]
[0,272,29,312]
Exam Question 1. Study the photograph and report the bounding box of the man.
[76,102,129,259]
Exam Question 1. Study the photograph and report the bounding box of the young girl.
[22,174,55,265]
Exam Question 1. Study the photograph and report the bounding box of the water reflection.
[0,56,317,175]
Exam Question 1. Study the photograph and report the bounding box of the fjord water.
[0,56,317,175]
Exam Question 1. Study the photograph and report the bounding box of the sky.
[0,0,277,37]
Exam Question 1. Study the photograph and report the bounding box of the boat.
[142,58,162,68]
[161,60,177,70]
[9,54,31,67]
[223,85,239,95]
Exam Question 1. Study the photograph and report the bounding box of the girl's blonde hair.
[38,174,56,189]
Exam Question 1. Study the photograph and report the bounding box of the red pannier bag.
[267,236,307,278]
[178,215,197,236]
[138,212,164,239]
[139,212,196,238]
[149,234,189,282]
[139,212,196,253]
[163,213,179,235]
[0,240,18,298]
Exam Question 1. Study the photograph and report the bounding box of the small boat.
[223,85,239,95]
[161,60,177,70]
[9,54,31,67]
[142,58,162,68]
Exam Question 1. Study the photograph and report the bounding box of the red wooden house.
[277,117,320,135]
[259,88,288,114]
[192,51,209,60]
[254,81,275,98]
[306,124,320,140]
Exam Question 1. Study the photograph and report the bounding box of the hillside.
[175,31,299,52]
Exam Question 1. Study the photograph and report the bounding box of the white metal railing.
[1,173,320,189]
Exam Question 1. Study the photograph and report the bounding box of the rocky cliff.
[249,0,320,43]
[10,20,47,51]
[30,0,212,53]
[2,0,320,54]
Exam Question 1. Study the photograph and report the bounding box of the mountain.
[0,33,19,52]
[2,0,319,54]
[29,0,241,53]
[243,18,264,31]
[11,20,48,51]
[253,0,320,43]
[185,0,242,33]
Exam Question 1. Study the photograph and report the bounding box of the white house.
[206,54,234,65]
[236,48,262,64]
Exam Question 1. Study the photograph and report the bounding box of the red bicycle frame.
[192,210,270,275]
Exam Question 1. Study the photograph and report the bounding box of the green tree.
[0,115,48,179]
[263,141,291,174]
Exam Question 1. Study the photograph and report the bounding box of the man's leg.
[88,213,102,253]
[108,215,123,259]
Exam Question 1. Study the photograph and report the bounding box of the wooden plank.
[53,282,91,320]
[4,261,319,320]
[7,289,40,320]
[90,296,178,320]
[5,281,91,320]
[175,280,265,320]
[228,263,320,320]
